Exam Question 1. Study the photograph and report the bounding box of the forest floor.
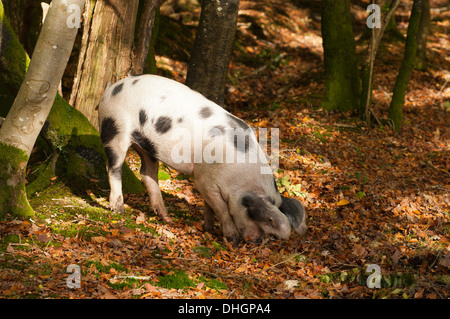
[0,0,449,299]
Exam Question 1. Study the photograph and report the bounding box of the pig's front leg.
[202,202,215,233]
[133,144,171,222]
[201,190,240,244]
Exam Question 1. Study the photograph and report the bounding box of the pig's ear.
[279,196,304,229]
[241,193,269,222]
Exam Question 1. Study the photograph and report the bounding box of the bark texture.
[185,0,240,106]
[359,0,400,122]
[69,0,140,130]
[321,0,360,112]
[414,0,430,70]
[389,0,423,131]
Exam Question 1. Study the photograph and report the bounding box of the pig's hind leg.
[132,144,171,222]
[104,136,130,214]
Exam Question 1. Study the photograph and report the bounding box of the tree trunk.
[320,0,361,112]
[359,0,400,122]
[414,0,430,70]
[388,0,423,131]
[69,0,140,130]
[185,0,240,106]
[0,1,30,115]
[3,0,46,56]
[132,0,164,75]
[0,0,85,217]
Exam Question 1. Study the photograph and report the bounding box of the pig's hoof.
[109,194,124,213]
[225,233,241,245]
[110,203,125,214]
[153,207,171,223]
[201,220,214,233]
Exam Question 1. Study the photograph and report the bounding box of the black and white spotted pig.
[98,75,306,242]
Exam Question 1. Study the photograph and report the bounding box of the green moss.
[86,260,126,274]
[156,270,195,290]
[0,2,30,116]
[158,170,170,181]
[198,276,229,291]
[193,245,214,258]
[0,143,34,218]
[26,157,58,197]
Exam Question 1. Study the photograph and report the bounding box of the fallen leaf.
[136,213,146,224]
[414,289,424,299]
[91,236,108,243]
[36,234,51,243]
[283,280,299,290]
[438,254,450,268]
[337,199,350,206]
[392,250,402,264]
[7,244,14,253]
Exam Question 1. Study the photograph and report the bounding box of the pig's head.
[240,192,292,240]
[278,196,307,236]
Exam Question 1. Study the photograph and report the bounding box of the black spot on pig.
[112,83,124,96]
[131,130,158,161]
[110,165,123,179]
[100,117,119,145]
[273,178,279,193]
[227,113,250,130]
[104,146,121,178]
[132,79,140,85]
[241,193,269,222]
[177,118,183,123]
[279,196,304,230]
[208,125,225,137]
[231,129,251,153]
[139,110,148,126]
[199,106,213,119]
[155,116,172,134]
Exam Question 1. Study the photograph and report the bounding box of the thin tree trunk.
[388,0,423,131]
[0,0,85,217]
[132,0,164,75]
[69,0,140,130]
[359,0,400,122]
[414,0,430,70]
[320,0,360,112]
[185,0,240,106]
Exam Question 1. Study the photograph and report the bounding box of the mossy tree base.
[0,143,34,218]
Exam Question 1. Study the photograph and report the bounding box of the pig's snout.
[274,217,292,240]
